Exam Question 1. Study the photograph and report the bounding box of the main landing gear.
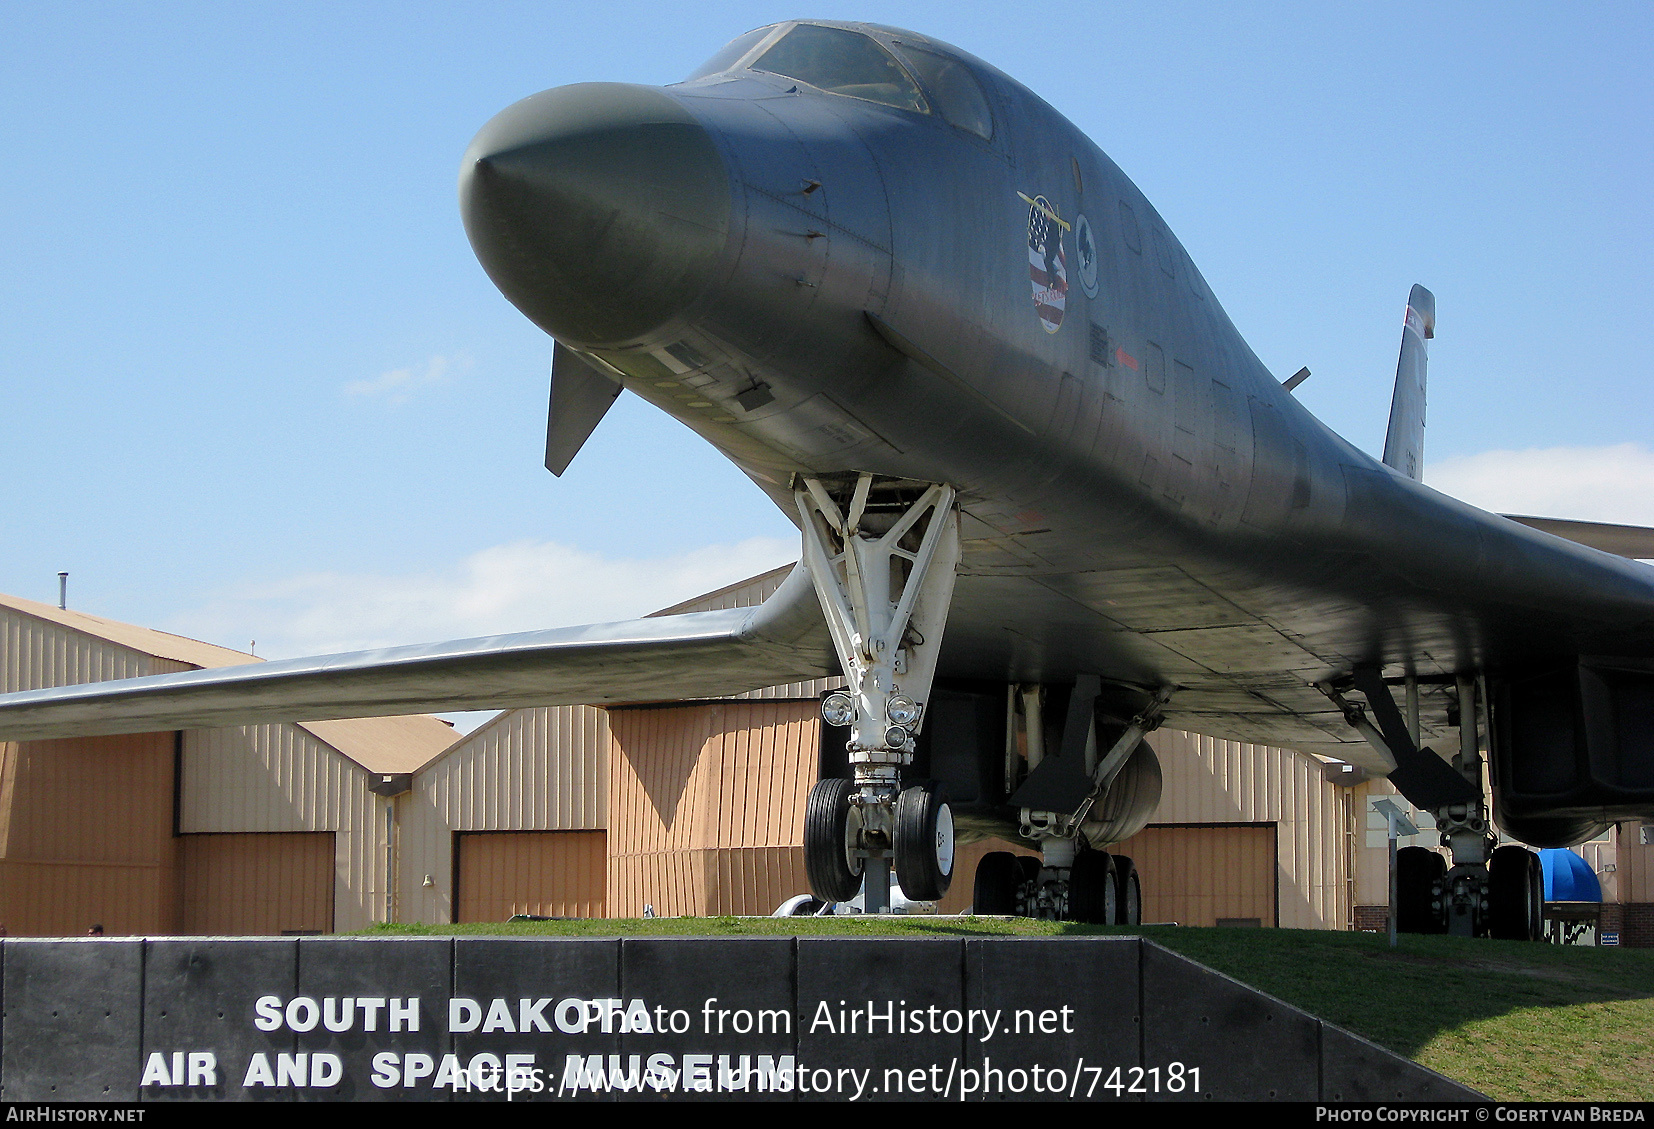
[978,681,1169,923]
[1345,673,1545,941]
[973,845,1142,924]
[797,474,961,910]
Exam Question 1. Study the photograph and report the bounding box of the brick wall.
[1620,903,1654,948]
[1353,904,1388,933]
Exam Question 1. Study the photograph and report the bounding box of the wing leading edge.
[0,564,835,742]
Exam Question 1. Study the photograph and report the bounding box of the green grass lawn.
[365,917,1654,1101]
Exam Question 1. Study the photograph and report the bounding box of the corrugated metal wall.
[0,606,191,693]
[1113,824,1279,927]
[181,726,387,932]
[1149,730,1348,929]
[1615,821,1650,904]
[607,701,818,917]
[401,705,608,924]
[179,832,335,934]
[0,733,179,936]
[652,565,841,701]
[454,830,606,922]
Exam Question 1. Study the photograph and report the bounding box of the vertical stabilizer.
[1382,284,1434,480]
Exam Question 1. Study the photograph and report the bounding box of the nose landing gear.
[797,474,960,912]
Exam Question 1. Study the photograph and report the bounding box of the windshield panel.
[892,45,992,139]
[752,24,926,113]
[683,27,773,81]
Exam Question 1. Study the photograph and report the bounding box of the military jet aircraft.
[4,20,1653,938]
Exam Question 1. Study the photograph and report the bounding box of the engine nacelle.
[1491,659,1654,846]
[1081,736,1162,848]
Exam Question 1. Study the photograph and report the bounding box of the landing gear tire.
[1396,846,1448,934]
[1112,855,1142,926]
[1068,850,1118,924]
[974,851,1019,914]
[1488,844,1543,941]
[894,782,954,900]
[1014,855,1042,916]
[804,777,862,903]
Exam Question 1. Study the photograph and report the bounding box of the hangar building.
[2,578,1646,943]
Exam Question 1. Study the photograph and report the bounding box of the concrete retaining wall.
[0,935,1479,1102]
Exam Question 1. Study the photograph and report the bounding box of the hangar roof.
[0,590,458,775]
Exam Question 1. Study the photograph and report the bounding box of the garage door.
[1112,823,1278,927]
[454,830,605,922]
[180,832,334,934]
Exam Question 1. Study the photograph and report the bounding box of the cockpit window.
[751,24,926,113]
[683,27,774,81]
[891,45,993,139]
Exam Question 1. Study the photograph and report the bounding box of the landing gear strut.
[1380,674,1543,941]
[798,474,960,911]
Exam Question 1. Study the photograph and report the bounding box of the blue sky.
[2,1,1651,669]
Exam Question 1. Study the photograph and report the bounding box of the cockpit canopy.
[685,22,993,140]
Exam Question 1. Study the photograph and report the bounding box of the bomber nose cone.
[459,83,730,348]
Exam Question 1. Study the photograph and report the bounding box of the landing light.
[887,694,921,727]
[821,692,856,727]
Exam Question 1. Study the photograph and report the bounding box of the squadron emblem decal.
[1019,192,1070,333]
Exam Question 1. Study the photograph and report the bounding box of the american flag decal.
[1024,193,1068,334]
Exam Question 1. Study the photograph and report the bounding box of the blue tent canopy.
[1539,848,1602,902]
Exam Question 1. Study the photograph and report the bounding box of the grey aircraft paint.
[3,20,1652,848]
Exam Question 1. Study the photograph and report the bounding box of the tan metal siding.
[0,732,179,936]
[181,725,389,932]
[606,701,819,917]
[422,706,607,831]
[179,832,335,934]
[0,606,188,693]
[454,830,606,921]
[400,704,609,925]
[1113,824,1278,927]
[1151,730,1347,929]
[1620,821,1652,903]
[647,567,840,700]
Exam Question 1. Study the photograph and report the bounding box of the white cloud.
[343,354,464,402]
[167,536,799,660]
[1426,443,1654,526]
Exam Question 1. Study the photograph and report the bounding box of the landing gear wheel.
[1112,855,1142,926]
[1396,846,1448,934]
[1068,850,1118,924]
[804,777,863,903]
[894,781,954,900]
[973,851,1019,914]
[1488,845,1543,941]
[1014,856,1042,917]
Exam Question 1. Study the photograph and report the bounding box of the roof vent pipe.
[57,572,67,610]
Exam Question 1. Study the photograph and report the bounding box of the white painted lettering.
[449,998,481,1033]
[482,997,515,1033]
[402,1052,434,1087]
[242,1053,276,1088]
[519,997,552,1032]
[140,1051,173,1088]
[322,997,355,1032]
[390,996,418,1032]
[310,1053,342,1087]
[253,995,283,1032]
[284,997,319,1032]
